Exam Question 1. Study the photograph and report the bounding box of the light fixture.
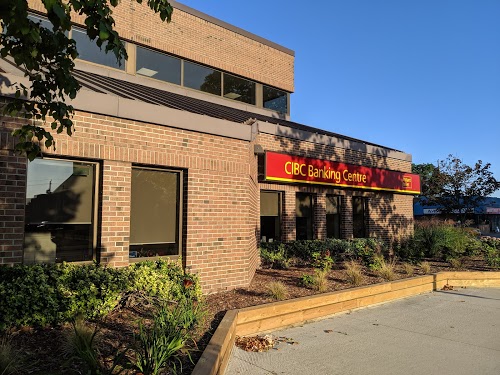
[224,92,241,100]
[137,67,158,77]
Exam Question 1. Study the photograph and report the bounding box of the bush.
[0,259,201,331]
[260,245,291,269]
[299,274,315,288]
[392,236,424,263]
[484,246,500,269]
[312,250,334,272]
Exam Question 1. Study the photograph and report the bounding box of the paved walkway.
[226,288,500,375]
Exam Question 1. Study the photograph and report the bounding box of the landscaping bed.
[2,221,500,374]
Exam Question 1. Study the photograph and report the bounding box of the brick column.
[283,190,296,242]
[100,161,131,267]
[315,193,326,240]
[341,195,353,239]
[0,150,26,264]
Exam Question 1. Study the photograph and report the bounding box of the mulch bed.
[8,257,496,374]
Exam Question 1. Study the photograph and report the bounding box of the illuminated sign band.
[264,151,421,194]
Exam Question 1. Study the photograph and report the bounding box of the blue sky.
[179,0,500,179]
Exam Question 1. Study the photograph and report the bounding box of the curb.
[191,271,500,375]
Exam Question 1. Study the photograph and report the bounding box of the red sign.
[264,152,421,194]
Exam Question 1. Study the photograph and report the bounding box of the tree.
[414,155,499,222]
[0,0,173,160]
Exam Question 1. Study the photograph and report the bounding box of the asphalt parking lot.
[226,288,500,375]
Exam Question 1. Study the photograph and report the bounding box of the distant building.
[414,197,500,233]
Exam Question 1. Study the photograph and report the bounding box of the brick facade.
[27,0,294,92]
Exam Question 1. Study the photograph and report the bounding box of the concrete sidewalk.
[226,288,500,375]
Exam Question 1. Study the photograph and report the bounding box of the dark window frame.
[23,156,100,264]
[326,194,342,239]
[260,190,282,243]
[352,196,369,238]
[296,192,314,241]
[129,165,183,261]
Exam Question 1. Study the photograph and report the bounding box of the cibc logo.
[402,175,413,189]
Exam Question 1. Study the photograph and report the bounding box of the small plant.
[344,261,364,286]
[312,250,334,272]
[130,299,203,375]
[0,336,21,375]
[62,318,100,374]
[484,246,500,269]
[402,262,414,276]
[312,269,328,293]
[376,258,396,281]
[420,261,431,274]
[266,281,289,301]
[299,274,315,288]
[449,257,465,270]
[260,245,291,269]
[369,254,385,271]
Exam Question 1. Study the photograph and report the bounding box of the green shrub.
[392,236,424,263]
[0,260,201,331]
[484,246,500,269]
[312,250,334,272]
[260,245,291,269]
[299,274,315,288]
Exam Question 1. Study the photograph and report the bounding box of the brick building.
[0,1,420,292]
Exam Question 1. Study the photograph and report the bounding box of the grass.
[402,262,414,276]
[420,261,431,274]
[376,259,397,281]
[0,337,22,375]
[266,281,289,301]
[62,318,100,374]
[344,261,364,286]
[312,269,328,293]
[449,257,464,270]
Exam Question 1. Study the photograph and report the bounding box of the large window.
[296,193,314,240]
[129,167,182,258]
[326,195,341,239]
[260,191,281,242]
[72,27,125,70]
[224,73,256,105]
[136,46,181,85]
[352,197,368,238]
[183,61,221,95]
[24,158,97,264]
[263,85,288,114]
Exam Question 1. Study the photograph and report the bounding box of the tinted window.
[184,61,221,95]
[326,195,341,239]
[260,191,281,242]
[72,27,124,69]
[264,86,288,113]
[24,158,96,264]
[353,197,367,238]
[224,73,255,104]
[28,14,53,31]
[130,168,181,258]
[296,193,313,240]
[136,46,181,85]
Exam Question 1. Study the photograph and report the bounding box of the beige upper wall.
[27,0,295,92]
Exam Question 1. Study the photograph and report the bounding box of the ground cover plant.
[4,220,500,374]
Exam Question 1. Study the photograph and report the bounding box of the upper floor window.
[264,85,288,114]
[136,46,181,85]
[72,27,125,70]
[224,73,256,105]
[184,61,221,96]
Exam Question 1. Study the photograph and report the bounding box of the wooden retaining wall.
[192,272,500,375]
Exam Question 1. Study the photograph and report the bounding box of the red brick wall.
[0,110,259,293]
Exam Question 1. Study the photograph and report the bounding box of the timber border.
[192,271,500,375]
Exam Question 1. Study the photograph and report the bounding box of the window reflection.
[352,197,368,238]
[72,27,124,69]
[224,73,255,105]
[183,61,221,95]
[264,86,288,113]
[136,46,181,85]
[24,159,96,264]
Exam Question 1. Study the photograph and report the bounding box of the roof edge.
[171,1,295,57]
